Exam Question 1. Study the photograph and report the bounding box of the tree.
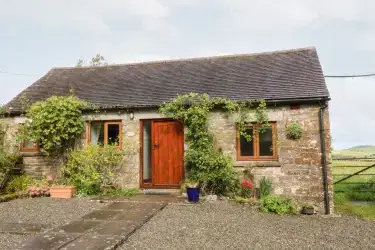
[76,54,108,67]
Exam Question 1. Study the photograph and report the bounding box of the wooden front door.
[152,120,184,187]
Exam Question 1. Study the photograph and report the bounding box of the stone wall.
[209,104,333,214]
[22,152,62,178]
[7,104,333,213]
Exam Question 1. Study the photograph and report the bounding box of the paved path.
[9,195,184,250]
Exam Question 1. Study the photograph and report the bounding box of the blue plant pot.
[186,187,200,202]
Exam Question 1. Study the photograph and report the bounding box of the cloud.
[0,0,171,34]
[327,77,375,149]
[1,0,375,149]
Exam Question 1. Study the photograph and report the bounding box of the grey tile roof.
[6,47,329,113]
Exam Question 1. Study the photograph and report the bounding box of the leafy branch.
[159,93,269,195]
[25,95,89,155]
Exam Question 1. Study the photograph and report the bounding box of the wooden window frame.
[236,122,277,161]
[87,121,123,149]
[19,124,40,153]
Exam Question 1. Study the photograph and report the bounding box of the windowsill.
[233,161,281,168]
[21,151,43,157]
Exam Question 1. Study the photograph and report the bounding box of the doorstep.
[91,193,186,204]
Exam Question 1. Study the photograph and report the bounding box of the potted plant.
[301,204,314,215]
[48,176,76,199]
[184,179,200,202]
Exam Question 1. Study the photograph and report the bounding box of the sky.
[1,0,375,149]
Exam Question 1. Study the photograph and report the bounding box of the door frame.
[139,119,184,189]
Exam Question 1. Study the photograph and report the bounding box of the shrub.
[0,153,22,174]
[0,153,23,191]
[62,145,123,196]
[339,178,375,202]
[259,177,273,198]
[5,175,34,193]
[25,95,89,155]
[286,122,302,140]
[194,152,240,195]
[260,195,296,215]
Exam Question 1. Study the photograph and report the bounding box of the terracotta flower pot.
[50,186,76,199]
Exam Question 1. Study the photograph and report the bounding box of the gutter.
[319,103,330,215]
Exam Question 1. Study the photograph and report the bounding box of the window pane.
[142,120,152,182]
[23,138,38,148]
[259,127,273,156]
[90,122,104,146]
[107,124,120,146]
[240,128,254,156]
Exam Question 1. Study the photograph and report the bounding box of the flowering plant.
[240,179,253,198]
[27,175,68,197]
[241,180,253,189]
[27,185,50,197]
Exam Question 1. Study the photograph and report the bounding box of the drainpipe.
[319,103,330,215]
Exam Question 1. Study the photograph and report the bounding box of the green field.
[332,146,375,220]
[333,160,375,183]
[332,145,375,159]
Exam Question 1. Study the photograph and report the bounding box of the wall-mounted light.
[129,111,134,120]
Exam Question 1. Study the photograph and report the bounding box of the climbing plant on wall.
[159,93,269,195]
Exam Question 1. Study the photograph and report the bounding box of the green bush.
[5,175,34,193]
[336,179,375,202]
[0,153,22,174]
[62,145,123,196]
[260,195,296,215]
[191,151,240,196]
[259,177,273,198]
[25,95,88,154]
[346,191,375,202]
[286,122,302,140]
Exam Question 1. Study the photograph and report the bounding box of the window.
[88,121,122,148]
[19,124,40,153]
[237,123,277,161]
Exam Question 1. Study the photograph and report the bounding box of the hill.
[332,145,375,159]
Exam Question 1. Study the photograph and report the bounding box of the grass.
[332,160,375,183]
[334,193,375,220]
[333,158,375,220]
[0,191,28,203]
[102,188,139,197]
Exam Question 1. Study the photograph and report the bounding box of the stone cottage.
[3,47,333,213]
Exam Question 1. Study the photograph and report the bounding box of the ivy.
[25,95,89,155]
[159,93,269,195]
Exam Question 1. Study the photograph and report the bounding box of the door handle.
[154,144,159,148]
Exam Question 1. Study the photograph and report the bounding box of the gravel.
[0,197,108,250]
[120,202,375,250]
[0,197,107,228]
[0,233,35,250]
